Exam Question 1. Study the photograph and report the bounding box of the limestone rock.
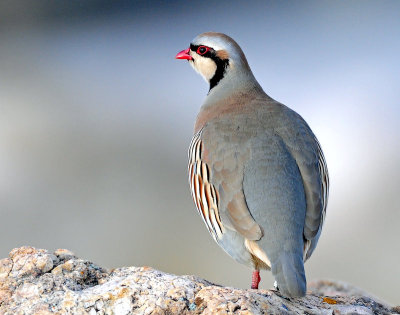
[0,246,397,314]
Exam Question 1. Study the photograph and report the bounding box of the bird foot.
[251,270,261,289]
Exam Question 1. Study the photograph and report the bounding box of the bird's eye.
[197,46,210,55]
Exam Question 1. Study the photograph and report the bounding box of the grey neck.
[204,66,265,106]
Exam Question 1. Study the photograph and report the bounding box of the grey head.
[177,32,263,98]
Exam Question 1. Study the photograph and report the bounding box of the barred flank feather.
[315,137,329,230]
[188,129,225,240]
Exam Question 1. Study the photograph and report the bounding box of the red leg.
[251,270,261,289]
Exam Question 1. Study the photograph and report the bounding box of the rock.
[0,246,397,314]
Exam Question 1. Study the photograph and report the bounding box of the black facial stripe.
[190,44,213,58]
[190,43,230,91]
[209,58,229,91]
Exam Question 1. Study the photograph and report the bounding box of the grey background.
[0,0,399,304]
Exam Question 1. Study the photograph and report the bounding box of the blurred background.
[0,0,399,304]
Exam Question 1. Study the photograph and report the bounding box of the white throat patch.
[189,55,217,83]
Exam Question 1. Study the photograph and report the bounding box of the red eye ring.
[197,46,210,55]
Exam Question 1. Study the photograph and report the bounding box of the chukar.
[176,32,329,298]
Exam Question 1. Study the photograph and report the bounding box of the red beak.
[175,48,193,60]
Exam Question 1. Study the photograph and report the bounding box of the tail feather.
[271,252,306,298]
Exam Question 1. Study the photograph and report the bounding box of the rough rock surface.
[0,247,398,315]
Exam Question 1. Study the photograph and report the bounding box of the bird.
[175,32,329,298]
